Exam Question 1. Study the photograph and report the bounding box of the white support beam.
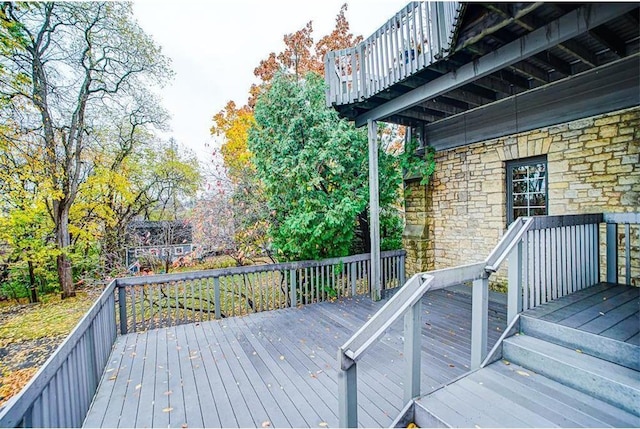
[355,3,636,127]
[368,119,381,301]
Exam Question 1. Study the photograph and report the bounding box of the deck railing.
[0,281,118,428]
[325,1,462,106]
[0,250,404,428]
[338,212,639,427]
[116,250,406,333]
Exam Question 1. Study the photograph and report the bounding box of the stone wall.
[403,106,640,285]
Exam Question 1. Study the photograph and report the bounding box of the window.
[506,156,547,224]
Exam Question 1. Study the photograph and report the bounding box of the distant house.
[125,220,193,269]
[325,2,639,286]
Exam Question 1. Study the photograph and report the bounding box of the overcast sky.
[131,0,408,164]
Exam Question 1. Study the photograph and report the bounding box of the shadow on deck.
[84,286,507,428]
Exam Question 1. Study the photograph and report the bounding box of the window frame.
[506,155,548,225]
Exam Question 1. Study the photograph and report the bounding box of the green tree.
[249,72,405,261]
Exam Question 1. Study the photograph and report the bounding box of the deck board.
[530,284,639,344]
[85,288,507,428]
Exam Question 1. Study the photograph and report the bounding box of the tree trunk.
[27,260,39,303]
[56,208,76,298]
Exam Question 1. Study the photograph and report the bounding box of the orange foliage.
[212,4,364,175]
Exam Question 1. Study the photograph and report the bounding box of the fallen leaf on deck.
[516,370,530,377]
[181,424,188,428]
[407,423,417,428]
[262,421,271,427]
[319,422,328,427]
[448,364,455,368]
[576,349,583,353]
[502,360,510,365]
[108,375,117,381]
[162,407,173,413]
[279,355,285,360]
[135,384,141,390]
[599,312,605,316]
[164,390,172,395]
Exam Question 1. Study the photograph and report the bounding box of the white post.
[368,119,381,301]
[471,277,488,369]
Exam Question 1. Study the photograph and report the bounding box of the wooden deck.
[523,282,639,345]
[84,287,506,428]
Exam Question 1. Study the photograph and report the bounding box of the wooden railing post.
[471,276,489,369]
[118,284,127,335]
[214,277,221,319]
[338,350,358,428]
[350,262,357,296]
[290,269,297,307]
[368,119,382,301]
[606,222,618,283]
[403,300,421,402]
[507,241,523,324]
[399,253,406,287]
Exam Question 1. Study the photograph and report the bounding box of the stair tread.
[504,334,640,387]
[472,363,638,427]
[519,315,640,370]
[415,361,640,428]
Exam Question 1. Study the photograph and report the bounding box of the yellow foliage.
[211,101,256,182]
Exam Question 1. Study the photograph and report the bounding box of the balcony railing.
[325,1,462,106]
[0,250,405,427]
[337,212,639,427]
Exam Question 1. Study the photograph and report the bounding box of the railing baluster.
[625,223,631,285]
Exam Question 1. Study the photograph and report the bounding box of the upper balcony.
[325,2,463,109]
[325,2,639,142]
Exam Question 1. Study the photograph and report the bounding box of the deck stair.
[410,284,640,428]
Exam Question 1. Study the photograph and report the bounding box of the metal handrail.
[337,212,640,427]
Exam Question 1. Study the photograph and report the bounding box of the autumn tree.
[0,2,172,297]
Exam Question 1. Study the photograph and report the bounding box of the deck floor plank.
[224,315,320,427]
[101,329,139,428]
[539,285,630,323]
[83,334,130,427]
[172,323,204,429]
[117,329,148,428]
[213,317,282,427]
[182,322,222,428]
[191,322,237,427]
[526,283,619,319]
[232,313,344,427]
[557,288,639,329]
[579,299,639,335]
[86,289,511,428]
[151,327,170,429]
[133,328,158,428]
[267,304,401,427]
[202,322,256,427]
[599,311,640,342]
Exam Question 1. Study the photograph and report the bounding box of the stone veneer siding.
[403,106,640,286]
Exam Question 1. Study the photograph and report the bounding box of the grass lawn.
[0,288,101,408]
